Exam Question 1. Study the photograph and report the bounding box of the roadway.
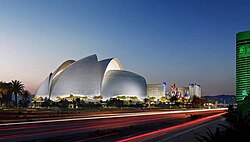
[151,116,228,142]
[0,108,227,142]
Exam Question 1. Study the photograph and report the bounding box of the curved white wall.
[35,54,147,101]
[35,75,51,99]
[49,60,75,96]
[101,70,147,100]
[35,60,75,99]
[50,55,102,100]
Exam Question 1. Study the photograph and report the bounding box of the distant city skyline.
[0,0,250,96]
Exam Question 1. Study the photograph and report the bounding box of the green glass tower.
[236,31,250,102]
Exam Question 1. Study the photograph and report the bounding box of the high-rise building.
[177,87,189,98]
[236,31,250,101]
[170,83,200,99]
[188,83,201,98]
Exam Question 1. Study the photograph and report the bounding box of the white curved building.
[35,54,147,100]
[101,70,147,100]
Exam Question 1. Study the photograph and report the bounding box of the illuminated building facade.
[236,31,250,101]
[177,87,189,99]
[35,54,147,100]
[170,83,200,99]
[147,83,166,99]
[188,83,201,98]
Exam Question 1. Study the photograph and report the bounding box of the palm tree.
[22,90,31,101]
[11,80,24,108]
[0,82,8,106]
[0,82,12,106]
[21,90,31,108]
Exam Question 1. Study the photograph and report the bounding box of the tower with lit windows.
[236,31,250,102]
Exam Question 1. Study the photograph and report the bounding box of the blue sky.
[0,0,250,95]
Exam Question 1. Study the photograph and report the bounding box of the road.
[0,108,227,142]
[152,117,228,142]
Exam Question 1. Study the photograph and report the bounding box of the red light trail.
[117,112,227,142]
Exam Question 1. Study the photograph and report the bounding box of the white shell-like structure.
[101,70,147,100]
[35,60,75,99]
[35,54,147,100]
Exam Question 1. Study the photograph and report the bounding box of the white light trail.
[0,108,227,126]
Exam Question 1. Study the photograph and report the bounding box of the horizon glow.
[1,0,250,95]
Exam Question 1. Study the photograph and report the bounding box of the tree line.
[0,80,31,108]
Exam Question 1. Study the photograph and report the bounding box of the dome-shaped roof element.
[35,54,147,101]
[99,58,123,76]
[50,54,102,100]
[35,75,51,99]
[35,60,75,99]
[101,70,147,100]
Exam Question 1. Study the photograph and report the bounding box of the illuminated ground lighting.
[0,108,227,126]
[116,112,227,142]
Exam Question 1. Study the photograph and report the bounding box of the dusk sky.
[0,0,250,96]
